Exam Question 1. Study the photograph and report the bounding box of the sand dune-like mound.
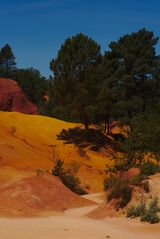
[0,111,114,191]
[0,78,38,114]
[87,173,160,220]
[0,172,94,217]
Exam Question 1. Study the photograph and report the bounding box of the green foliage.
[127,197,160,224]
[104,175,118,191]
[129,174,145,186]
[52,159,64,176]
[140,162,160,176]
[0,44,16,77]
[14,68,48,104]
[149,197,160,213]
[107,179,132,208]
[57,127,107,150]
[127,203,146,218]
[60,173,86,195]
[52,159,86,195]
[50,33,102,129]
[102,29,159,122]
[122,112,160,166]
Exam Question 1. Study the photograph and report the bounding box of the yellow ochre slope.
[0,111,113,191]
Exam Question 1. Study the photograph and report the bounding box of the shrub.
[149,197,160,213]
[127,197,160,224]
[141,210,160,224]
[52,159,64,176]
[57,127,108,150]
[127,203,146,218]
[140,162,160,176]
[104,175,119,191]
[61,173,86,195]
[52,159,86,195]
[118,186,133,208]
[108,180,132,208]
[130,174,145,186]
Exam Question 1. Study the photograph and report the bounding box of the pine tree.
[50,33,102,130]
[101,28,159,126]
[0,44,16,77]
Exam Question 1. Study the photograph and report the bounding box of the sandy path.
[0,193,160,239]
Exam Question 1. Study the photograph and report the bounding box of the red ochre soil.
[0,171,95,217]
[0,78,38,114]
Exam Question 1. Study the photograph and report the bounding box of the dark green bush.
[108,180,132,208]
[57,127,108,150]
[52,159,64,176]
[104,175,119,191]
[118,187,133,208]
[52,159,86,195]
[61,173,86,195]
[140,162,160,176]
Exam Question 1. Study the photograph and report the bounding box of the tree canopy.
[96,29,160,135]
[0,44,16,77]
[50,33,102,129]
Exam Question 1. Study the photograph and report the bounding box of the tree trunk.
[104,121,111,135]
[84,121,89,131]
[83,112,89,132]
[107,121,111,135]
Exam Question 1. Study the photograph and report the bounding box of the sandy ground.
[0,193,160,239]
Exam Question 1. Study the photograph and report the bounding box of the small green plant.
[127,203,146,218]
[52,159,64,176]
[127,197,160,224]
[141,209,160,224]
[149,197,160,213]
[52,159,86,195]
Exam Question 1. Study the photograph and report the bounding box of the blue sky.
[0,0,160,77]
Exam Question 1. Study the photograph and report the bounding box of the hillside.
[0,111,114,192]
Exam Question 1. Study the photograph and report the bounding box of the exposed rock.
[0,78,38,114]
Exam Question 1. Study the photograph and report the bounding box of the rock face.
[0,78,38,114]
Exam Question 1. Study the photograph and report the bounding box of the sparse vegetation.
[107,179,132,209]
[140,162,160,176]
[52,159,64,176]
[127,197,160,224]
[104,174,119,191]
[57,127,108,150]
[52,159,86,195]
[129,174,145,186]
